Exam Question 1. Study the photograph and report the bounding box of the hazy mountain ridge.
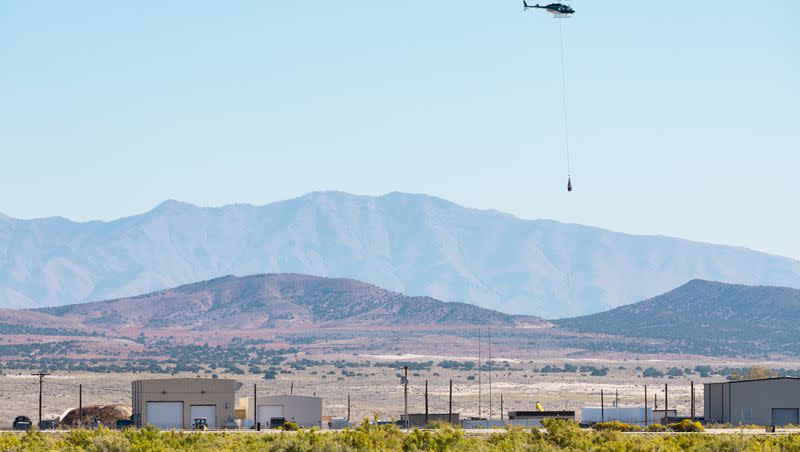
[555,280,800,356]
[36,273,541,332]
[2,191,800,317]
[8,276,800,358]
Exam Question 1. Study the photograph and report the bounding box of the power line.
[477,329,482,419]
[488,327,492,420]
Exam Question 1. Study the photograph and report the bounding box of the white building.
[246,395,323,428]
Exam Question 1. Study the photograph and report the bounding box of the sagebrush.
[1,420,799,451]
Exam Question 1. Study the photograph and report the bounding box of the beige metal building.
[705,377,800,426]
[246,395,323,428]
[132,378,236,429]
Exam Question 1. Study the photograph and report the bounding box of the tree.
[642,367,664,378]
[744,366,778,380]
[666,367,683,377]
[694,365,713,377]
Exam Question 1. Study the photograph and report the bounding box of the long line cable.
[557,16,575,301]
[558,17,572,182]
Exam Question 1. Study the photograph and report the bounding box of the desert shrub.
[667,367,684,377]
[279,421,300,431]
[89,431,132,452]
[704,422,733,429]
[403,426,469,451]
[425,420,452,430]
[737,424,766,430]
[63,428,96,448]
[541,419,592,450]
[669,419,704,432]
[0,434,22,450]
[647,423,668,432]
[11,422,800,451]
[695,365,713,377]
[487,425,546,450]
[19,429,51,450]
[592,420,643,432]
[643,367,664,378]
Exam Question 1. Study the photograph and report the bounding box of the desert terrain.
[4,350,798,429]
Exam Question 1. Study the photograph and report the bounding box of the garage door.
[190,405,217,429]
[258,405,284,426]
[146,402,184,429]
[772,408,799,426]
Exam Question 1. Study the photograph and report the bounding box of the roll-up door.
[258,405,284,426]
[190,405,217,429]
[772,408,799,426]
[146,402,184,429]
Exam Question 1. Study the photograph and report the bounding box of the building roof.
[256,394,323,401]
[132,377,236,383]
[705,376,800,385]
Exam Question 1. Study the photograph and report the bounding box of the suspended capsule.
[567,176,572,192]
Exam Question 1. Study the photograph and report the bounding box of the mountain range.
[3,275,799,358]
[37,273,541,334]
[2,191,800,317]
[556,279,800,356]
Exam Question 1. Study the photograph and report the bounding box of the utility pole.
[79,384,83,427]
[664,383,669,425]
[477,329,482,419]
[253,384,258,430]
[31,372,49,427]
[615,389,619,407]
[690,381,695,420]
[644,385,648,426]
[654,393,658,425]
[290,381,294,395]
[425,380,429,427]
[488,327,492,420]
[347,393,351,423]
[500,394,504,420]
[600,389,605,423]
[448,379,453,424]
[403,366,409,429]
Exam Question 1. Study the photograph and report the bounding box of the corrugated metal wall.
[132,378,235,429]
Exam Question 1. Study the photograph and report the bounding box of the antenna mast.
[478,328,482,419]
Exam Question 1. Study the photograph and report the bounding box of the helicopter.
[523,1,575,16]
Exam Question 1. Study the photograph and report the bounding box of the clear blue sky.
[1,1,798,259]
